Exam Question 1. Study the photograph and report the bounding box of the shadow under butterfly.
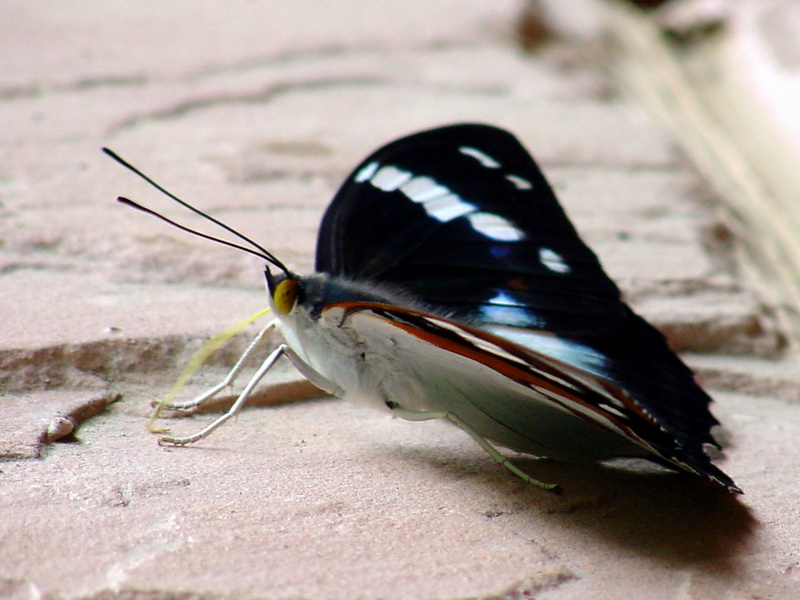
[105,123,741,494]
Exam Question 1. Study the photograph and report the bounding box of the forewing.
[316,123,626,335]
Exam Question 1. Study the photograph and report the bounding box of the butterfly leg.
[281,346,346,398]
[158,343,344,446]
[163,321,277,411]
[387,403,560,493]
[159,343,288,445]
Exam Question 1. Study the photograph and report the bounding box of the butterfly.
[104,123,740,493]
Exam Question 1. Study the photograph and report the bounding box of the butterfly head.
[265,269,304,316]
[264,271,337,321]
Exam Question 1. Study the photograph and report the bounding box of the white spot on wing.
[370,165,412,191]
[459,146,501,168]
[355,161,379,182]
[539,247,570,273]
[360,164,476,224]
[400,176,449,202]
[468,212,525,241]
[505,174,532,190]
[423,194,475,221]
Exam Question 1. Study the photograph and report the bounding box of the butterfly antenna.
[102,147,290,275]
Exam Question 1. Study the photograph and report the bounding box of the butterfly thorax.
[267,271,435,411]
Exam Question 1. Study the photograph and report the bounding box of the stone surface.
[2,1,800,599]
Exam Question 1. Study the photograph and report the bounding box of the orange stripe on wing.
[324,301,655,444]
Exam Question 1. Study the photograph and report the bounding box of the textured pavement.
[3,1,800,599]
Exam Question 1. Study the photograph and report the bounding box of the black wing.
[316,124,737,491]
[316,123,626,334]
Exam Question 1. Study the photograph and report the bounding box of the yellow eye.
[273,278,300,314]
